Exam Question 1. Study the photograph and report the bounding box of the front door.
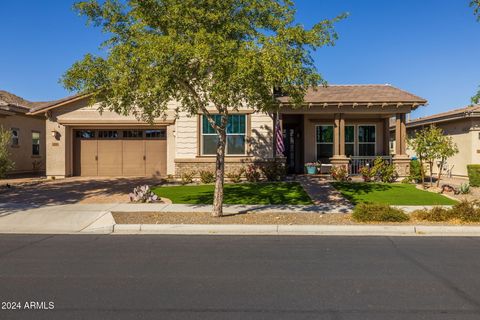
[283,124,302,174]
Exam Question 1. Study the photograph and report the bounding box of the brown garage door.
[73,129,167,177]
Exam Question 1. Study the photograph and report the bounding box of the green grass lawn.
[331,182,457,206]
[152,182,312,205]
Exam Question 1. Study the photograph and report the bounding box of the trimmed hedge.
[467,165,480,187]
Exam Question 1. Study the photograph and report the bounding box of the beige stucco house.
[0,91,46,174]
[26,84,426,179]
[402,105,480,178]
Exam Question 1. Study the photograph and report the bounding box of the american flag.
[275,114,285,156]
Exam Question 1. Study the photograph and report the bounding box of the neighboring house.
[27,84,426,179]
[402,105,480,178]
[0,91,47,174]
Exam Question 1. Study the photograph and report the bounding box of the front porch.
[279,112,409,176]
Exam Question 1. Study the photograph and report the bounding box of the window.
[11,128,19,146]
[123,130,143,138]
[316,125,333,160]
[75,130,95,139]
[201,114,246,155]
[145,129,166,139]
[32,131,40,156]
[358,125,376,156]
[344,125,355,157]
[98,130,118,139]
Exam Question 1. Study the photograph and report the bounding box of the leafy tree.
[408,125,458,187]
[471,0,480,103]
[62,0,345,216]
[0,127,14,178]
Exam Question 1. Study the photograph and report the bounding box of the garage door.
[73,129,167,177]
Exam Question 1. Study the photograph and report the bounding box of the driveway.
[0,176,164,207]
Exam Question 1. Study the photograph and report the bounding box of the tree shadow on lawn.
[330,182,393,205]
[160,183,312,205]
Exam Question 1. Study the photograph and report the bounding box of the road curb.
[112,223,480,236]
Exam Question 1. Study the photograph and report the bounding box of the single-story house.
[26,84,427,179]
[402,105,480,178]
[0,91,47,174]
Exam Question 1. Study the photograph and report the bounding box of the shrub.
[258,161,285,181]
[459,182,470,194]
[412,207,453,222]
[226,168,244,183]
[199,170,215,184]
[409,159,423,183]
[0,128,14,178]
[454,200,480,222]
[244,164,261,182]
[352,203,410,222]
[330,166,349,181]
[370,157,398,183]
[467,165,480,187]
[129,185,159,203]
[359,165,374,182]
[180,170,196,185]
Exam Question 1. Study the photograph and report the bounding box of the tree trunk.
[419,156,425,186]
[436,158,444,188]
[212,122,227,217]
[429,161,434,187]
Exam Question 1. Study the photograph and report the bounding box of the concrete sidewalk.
[0,202,460,235]
[0,202,352,234]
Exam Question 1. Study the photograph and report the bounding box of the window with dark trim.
[123,130,143,138]
[98,130,118,139]
[358,125,376,156]
[32,131,40,156]
[316,125,333,160]
[201,114,246,155]
[75,130,96,139]
[344,125,355,157]
[145,129,166,139]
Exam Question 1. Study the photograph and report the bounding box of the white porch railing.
[349,156,392,175]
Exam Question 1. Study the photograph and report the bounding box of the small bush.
[258,161,285,181]
[0,127,14,178]
[226,168,244,183]
[129,185,159,203]
[352,203,409,222]
[199,170,215,184]
[180,170,196,185]
[459,182,470,194]
[331,166,349,182]
[412,207,453,222]
[409,159,423,183]
[454,200,480,222]
[244,164,261,182]
[370,157,398,183]
[467,165,480,187]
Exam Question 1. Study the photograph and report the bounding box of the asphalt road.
[1,235,480,320]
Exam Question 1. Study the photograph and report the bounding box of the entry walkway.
[297,175,352,207]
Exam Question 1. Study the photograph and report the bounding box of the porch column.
[392,113,410,178]
[383,118,390,156]
[330,113,349,168]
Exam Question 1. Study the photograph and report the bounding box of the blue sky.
[0,0,479,118]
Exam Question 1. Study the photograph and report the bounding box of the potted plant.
[305,162,320,174]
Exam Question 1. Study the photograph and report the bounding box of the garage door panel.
[78,139,98,176]
[145,140,167,176]
[122,140,145,176]
[97,140,122,176]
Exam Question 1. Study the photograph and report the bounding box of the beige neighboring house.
[26,84,426,179]
[0,91,47,174]
[403,105,480,178]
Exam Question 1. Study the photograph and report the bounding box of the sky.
[0,0,479,118]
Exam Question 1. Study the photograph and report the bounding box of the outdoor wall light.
[51,130,59,139]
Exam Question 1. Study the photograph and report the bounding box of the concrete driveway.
[0,177,165,233]
[0,176,164,206]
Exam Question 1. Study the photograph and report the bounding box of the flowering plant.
[304,161,321,168]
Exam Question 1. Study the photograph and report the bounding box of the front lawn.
[331,182,457,206]
[152,182,312,205]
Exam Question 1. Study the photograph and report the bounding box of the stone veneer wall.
[174,157,286,178]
